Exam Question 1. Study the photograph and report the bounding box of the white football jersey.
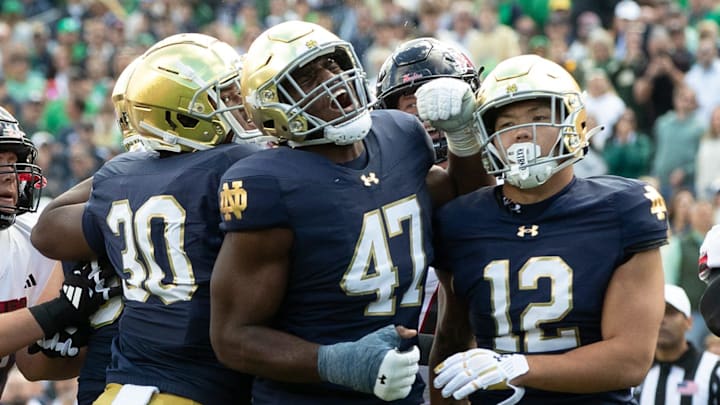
[0,213,56,387]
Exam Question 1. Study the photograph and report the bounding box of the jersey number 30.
[107,196,196,304]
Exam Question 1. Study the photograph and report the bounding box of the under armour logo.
[517,225,539,237]
[378,374,387,385]
[361,172,379,187]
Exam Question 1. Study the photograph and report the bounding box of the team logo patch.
[220,180,247,220]
[361,172,379,187]
[517,225,539,237]
[643,185,667,221]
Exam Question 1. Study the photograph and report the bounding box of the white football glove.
[374,345,420,401]
[317,325,420,401]
[700,224,720,282]
[434,348,529,404]
[416,78,480,157]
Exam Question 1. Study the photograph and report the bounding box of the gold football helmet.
[474,54,598,188]
[112,57,140,148]
[123,33,258,153]
[241,21,372,147]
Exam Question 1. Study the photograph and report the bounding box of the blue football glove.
[317,324,420,401]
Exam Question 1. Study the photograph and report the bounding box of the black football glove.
[27,323,92,358]
[29,259,121,337]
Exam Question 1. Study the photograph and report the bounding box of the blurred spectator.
[651,85,705,200]
[466,1,520,73]
[436,1,479,60]
[696,19,719,49]
[414,0,446,38]
[513,14,539,54]
[567,11,601,63]
[584,68,626,149]
[603,108,653,179]
[611,23,646,120]
[55,16,85,66]
[266,0,299,28]
[31,131,68,200]
[612,0,641,60]
[633,26,690,135]
[46,45,73,101]
[696,106,720,201]
[83,17,114,64]
[64,139,102,190]
[575,28,617,89]
[2,41,46,103]
[345,4,375,65]
[18,91,46,135]
[684,37,720,125]
[665,201,715,349]
[28,22,53,78]
[364,20,399,87]
[668,189,697,238]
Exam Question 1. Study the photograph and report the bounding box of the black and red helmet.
[0,105,44,229]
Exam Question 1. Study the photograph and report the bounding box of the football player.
[699,224,720,336]
[31,33,262,404]
[375,37,482,169]
[421,55,668,404]
[16,57,141,405]
[0,107,115,396]
[374,39,488,402]
[209,21,491,404]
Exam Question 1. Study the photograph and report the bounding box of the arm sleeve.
[617,181,669,253]
[218,166,289,232]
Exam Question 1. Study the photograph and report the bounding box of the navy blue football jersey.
[82,144,258,404]
[61,261,121,405]
[435,176,668,404]
[219,110,435,404]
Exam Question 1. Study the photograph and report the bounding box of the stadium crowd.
[2,0,720,403]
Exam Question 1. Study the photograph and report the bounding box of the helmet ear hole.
[176,113,199,129]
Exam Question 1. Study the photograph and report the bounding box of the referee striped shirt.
[636,344,720,405]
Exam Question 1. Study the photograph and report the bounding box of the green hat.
[57,17,81,34]
[2,0,23,15]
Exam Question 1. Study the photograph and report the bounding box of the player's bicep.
[426,165,455,208]
[602,248,664,377]
[434,269,473,344]
[211,228,292,327]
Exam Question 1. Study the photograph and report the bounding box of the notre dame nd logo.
[220,181,247,221]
